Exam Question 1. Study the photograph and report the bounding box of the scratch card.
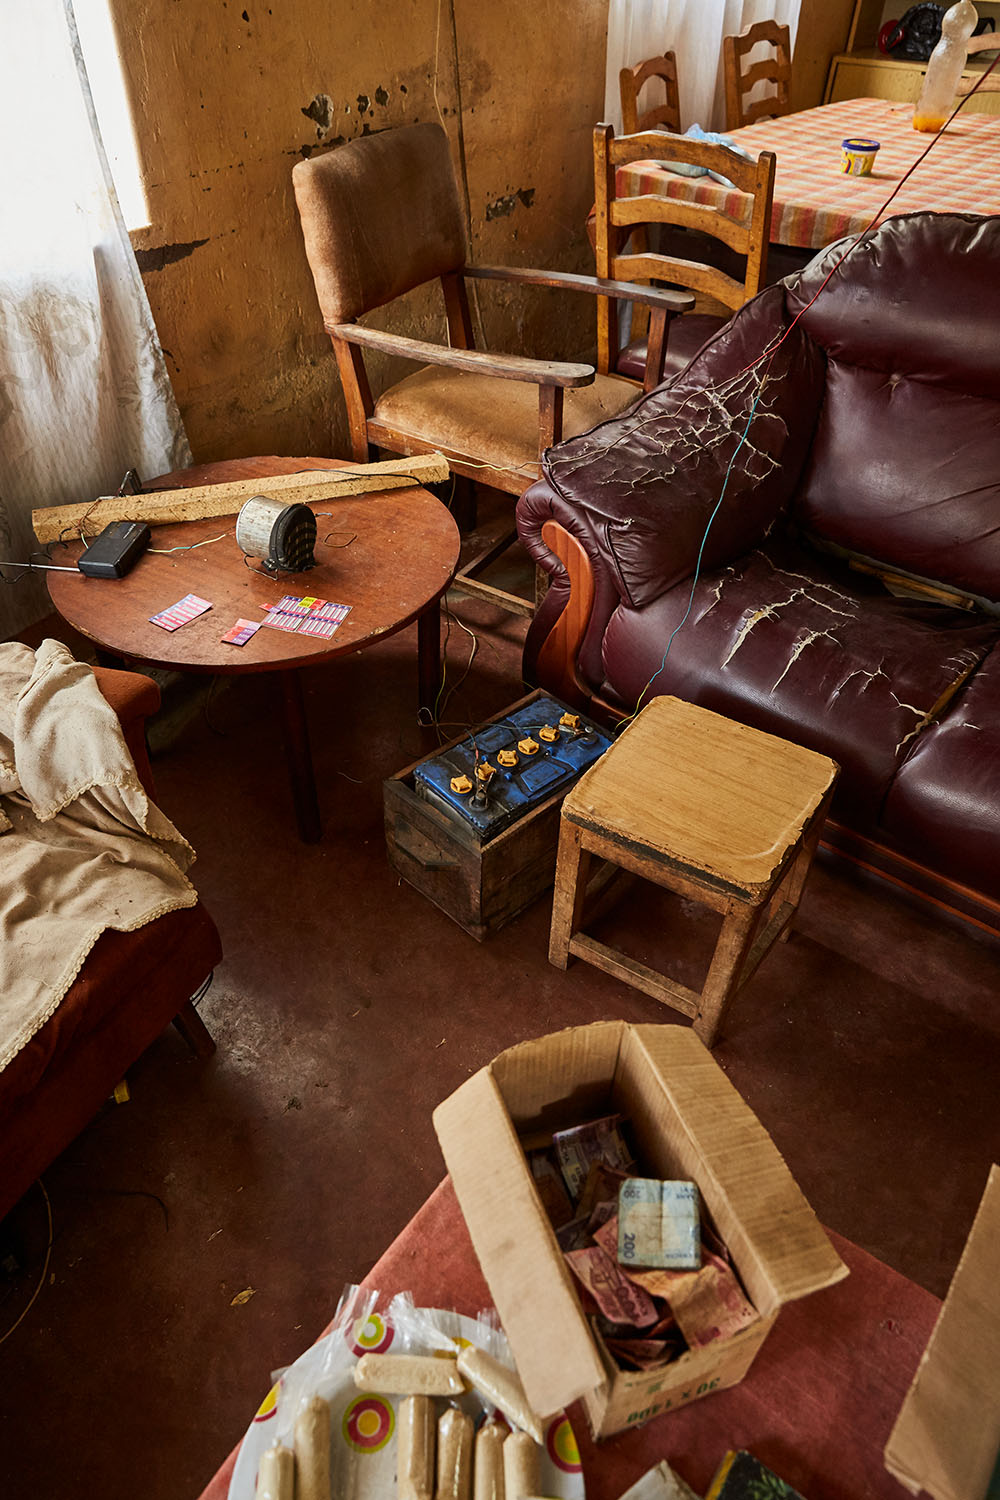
[150,594,212,631]
[262,596,351,637]
[221,618,262,646]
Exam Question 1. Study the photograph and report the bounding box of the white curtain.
[605,0,801,134]
[0,0,190,640]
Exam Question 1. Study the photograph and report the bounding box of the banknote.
[529,1149,575,1227]
[552,1114,632,1202]
[577,1161,631,1222]
[618,1177,701,1270]
[663,1250,758,1347]
[564,1244,659,1327]
[555,1214,593,1253]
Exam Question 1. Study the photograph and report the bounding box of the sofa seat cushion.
[880,650,1000,901]
[597,537,1000,826]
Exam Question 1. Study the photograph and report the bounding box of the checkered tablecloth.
[619,97,1000,249]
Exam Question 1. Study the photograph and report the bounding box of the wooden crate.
[384,691,594,940]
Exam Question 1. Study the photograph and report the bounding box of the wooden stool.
[548,696,838,1046]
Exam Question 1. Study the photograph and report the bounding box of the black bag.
[883,3,944,60]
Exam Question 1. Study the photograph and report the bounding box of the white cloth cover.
[0,640,197,1072]
[604,0,801,133]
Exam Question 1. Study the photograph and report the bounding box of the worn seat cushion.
[373,368,638,478]
[595,536,1000,827]
[880,650,1000,899]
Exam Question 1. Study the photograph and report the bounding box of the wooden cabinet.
[825,0,1000,114]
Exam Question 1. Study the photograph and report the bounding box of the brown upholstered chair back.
[292,122,468,324]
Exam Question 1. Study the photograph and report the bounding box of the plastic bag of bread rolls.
[256,1443,294,1500]
[354,1352,466,1397]
[294,1394,331,1500]
[456,1346,545,1445]
[502,1430,541,1500]
[436,1405,474,1500]
[398,1394,436,1500]
[473,1419,507,1500]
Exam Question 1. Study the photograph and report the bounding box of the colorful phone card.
[150,594,212,631]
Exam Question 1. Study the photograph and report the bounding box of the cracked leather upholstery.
[517,212,1000,900]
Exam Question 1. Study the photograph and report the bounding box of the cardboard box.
[433,1021,848,1439]
[884,1164,1000,1500]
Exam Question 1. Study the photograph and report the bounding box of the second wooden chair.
[723,19,792,130]
[620,52,681,135]
[593,124,776,388]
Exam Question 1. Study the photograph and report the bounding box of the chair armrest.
[327,321,595,388]
[465,264,695,315]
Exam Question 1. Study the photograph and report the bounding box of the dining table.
[619,95,1000,253]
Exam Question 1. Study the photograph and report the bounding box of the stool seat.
[550,696,838,1045]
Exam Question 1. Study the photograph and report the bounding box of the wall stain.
[356,93,371,115]
[485,188,535,221]
[135,239,209,274]
[301,93,334,139]
[375,85,389,106]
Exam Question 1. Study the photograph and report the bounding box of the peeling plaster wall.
[110,0,608,461]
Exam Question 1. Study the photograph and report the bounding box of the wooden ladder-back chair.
[620,52,681,135]
[593,124,776,389]
[292,123,691,617]
[723,19,792,131]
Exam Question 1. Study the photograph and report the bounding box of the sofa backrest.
[787,212,1000,606]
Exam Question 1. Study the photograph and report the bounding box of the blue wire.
[629,367,770,720]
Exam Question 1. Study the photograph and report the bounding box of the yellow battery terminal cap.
[450,774,473,795]
[518,736,540,756]
[497,748,518,767]
[539,724,559,742]
[475,760,497,783]
[559,712,581,731]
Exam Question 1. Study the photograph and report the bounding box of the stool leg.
[549,821,591,968]
[778,797,829,941]
[694,901,762,1047]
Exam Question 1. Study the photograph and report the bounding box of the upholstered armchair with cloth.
[517,212,1000,928]
[0,647,222,1222]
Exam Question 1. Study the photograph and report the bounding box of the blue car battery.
[413,695,613,839]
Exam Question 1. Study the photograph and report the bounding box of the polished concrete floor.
[1,575,999,1500]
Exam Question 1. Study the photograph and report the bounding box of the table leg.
[417,600,443,719]
[278,669,322,844]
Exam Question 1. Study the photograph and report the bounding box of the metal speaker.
[236,495,317,573]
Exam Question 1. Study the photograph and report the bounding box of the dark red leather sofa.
[517,213,1000,928]
[0,665,222,1223]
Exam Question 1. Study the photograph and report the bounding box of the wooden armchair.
[723,19,792,130]
[593,124,776,388]
[620,52,681,135]
[292,123,692,617]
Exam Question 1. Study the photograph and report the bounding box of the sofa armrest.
[535,284,826,608]
[94,666,160,798]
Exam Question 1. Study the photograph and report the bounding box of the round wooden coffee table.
[46,456,460,842]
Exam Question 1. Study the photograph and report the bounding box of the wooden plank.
[33,453,451,543]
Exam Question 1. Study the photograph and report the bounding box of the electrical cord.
[0,1180,52,1349]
